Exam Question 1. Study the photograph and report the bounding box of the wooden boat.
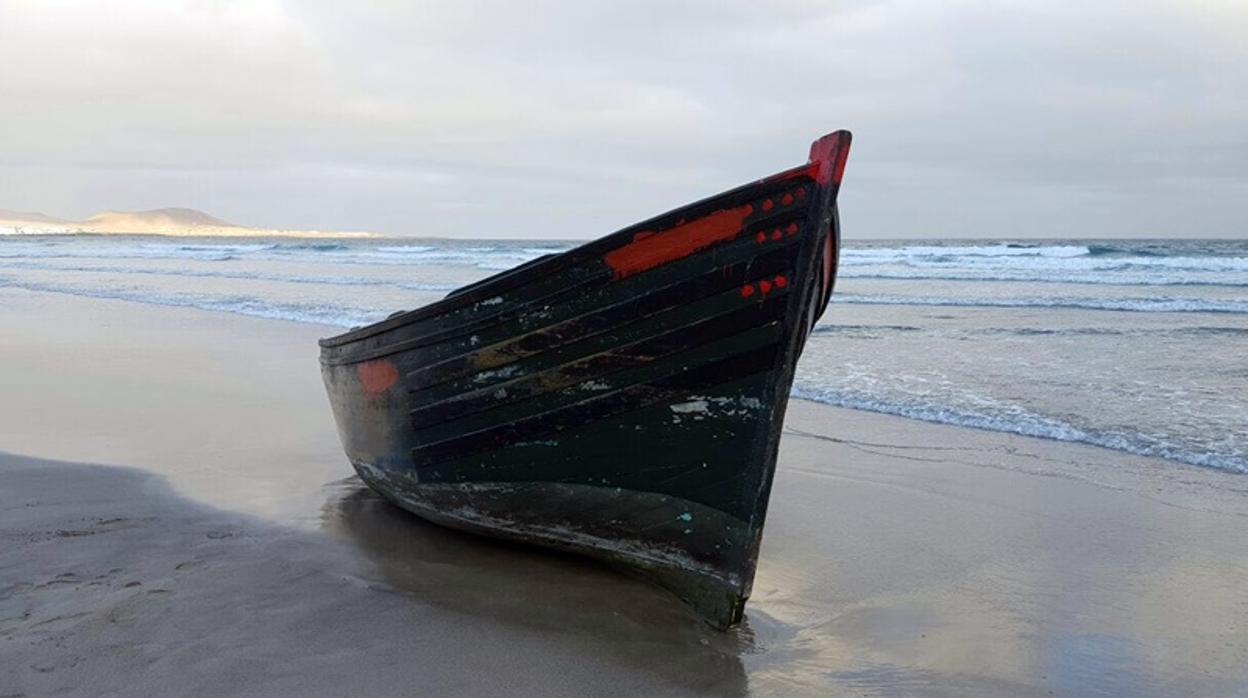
[320,130,851,629]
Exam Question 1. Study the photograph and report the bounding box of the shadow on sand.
[3,453,752,695]
[321,476,754,692]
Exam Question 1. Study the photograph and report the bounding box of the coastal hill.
[0,209,74,226]
[86,207,236,231]
[0,207,374,238]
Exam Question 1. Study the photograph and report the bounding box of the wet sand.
[3,288,1247,696]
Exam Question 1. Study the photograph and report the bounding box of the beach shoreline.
[3,288,1247,696]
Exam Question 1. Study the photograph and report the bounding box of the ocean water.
[2,235,1245,474]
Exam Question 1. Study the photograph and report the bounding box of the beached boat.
[320,131,852,629]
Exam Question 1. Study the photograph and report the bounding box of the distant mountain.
[0,209,74,225]
[82,208,240,233]
[0,207,373,238]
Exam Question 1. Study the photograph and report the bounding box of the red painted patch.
[786,222,799,235]
[767,163,819,184]
[761,199,774,211]
[795,187,806,200]
[781,193,794,206]
[808,131,852,185]
[358,360,399,395]
[759,280,773,294]
[741,284,755,298]
[832,138,851,185]
[774,274,788,288]
[771,229,782,241]
[604,204,754,279]
[756,231,766,244]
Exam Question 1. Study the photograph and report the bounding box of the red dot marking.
[756,231,766,244]
[759,280,773,294]
[774,275,788,288]
[795,188,806,199]
[741,284,756,298]
[771,229,783,240]
[781,193,794,206]
[786,222,799,235]
[761,199,774,211]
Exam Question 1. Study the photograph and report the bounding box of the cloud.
[1,0,1245,237]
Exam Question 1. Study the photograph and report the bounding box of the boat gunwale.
[398,247,800,394]
[317,160,820,350]
[320,211,808,368]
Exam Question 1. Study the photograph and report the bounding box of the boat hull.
[320,131,851,628]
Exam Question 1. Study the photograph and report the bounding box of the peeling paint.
[475,365,521,383]
[669,395,764,419]
[670,400,709,414]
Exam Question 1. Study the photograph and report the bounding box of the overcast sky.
[1,1,1245,238]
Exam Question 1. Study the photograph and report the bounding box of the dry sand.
[2,288,1246,696]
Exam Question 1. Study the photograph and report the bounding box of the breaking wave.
[0,260,458,292]
[832,293,1248,314]
[791,384,1248,474]
[0,276,389,328]
[0,237,573,271]
[839,241,1248,287]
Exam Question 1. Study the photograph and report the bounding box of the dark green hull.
[320,131,851,628]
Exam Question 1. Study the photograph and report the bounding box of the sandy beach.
[7,0,1247,694]
[3,287,1247,696]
